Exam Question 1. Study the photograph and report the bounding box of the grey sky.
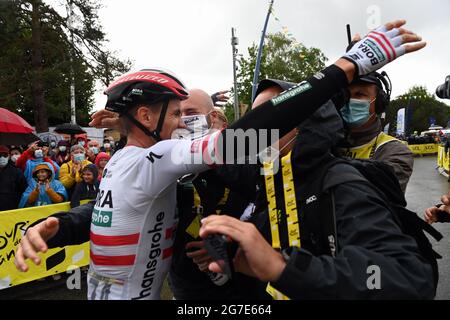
[82,0,450,109]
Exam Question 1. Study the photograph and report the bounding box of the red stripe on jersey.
[372,31,397,59]
[165,227,175,240]
[368,34,392,61]
[90,231,140,246]
[90,252,136,266]
[163,247,173,259]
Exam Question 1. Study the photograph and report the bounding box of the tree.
[0,0,131,131]
[226,32,328,120]
[386,86,450,134]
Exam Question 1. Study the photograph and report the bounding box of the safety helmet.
[105,69,188,113]
[104,69,189,141]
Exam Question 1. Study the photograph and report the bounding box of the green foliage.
[0,0,131,128]
[386,86,450,134]
[236,32,328,110]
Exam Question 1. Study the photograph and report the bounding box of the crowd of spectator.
[0,134,115,212]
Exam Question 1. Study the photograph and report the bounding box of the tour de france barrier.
[437,145,450,172]
[407,143,439,156]
[0,201,90,290]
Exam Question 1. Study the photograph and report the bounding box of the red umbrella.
[0,108,39,145]
[0,107,34,133]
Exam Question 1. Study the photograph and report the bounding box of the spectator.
[70,164,99,208]
[86,140,100,163]
[59,145,92,194]
[16,141,60,182]
[9,146,23,166]
[100,138,114,156]
[52,140,71,166]
[210,90,230,106]
[75,135,88,149]
[212,107,228,129]
[94,152,110,181]
[0,145,27,211]
[19,163,67,208]
[47,140,58,157]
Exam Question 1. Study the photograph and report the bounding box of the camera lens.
[436,84,446,99]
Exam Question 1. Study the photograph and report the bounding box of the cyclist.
[15,20,426,299]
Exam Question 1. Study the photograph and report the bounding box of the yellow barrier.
[437,145,450,171]
[408,143,438,155]
[0,201,89,290]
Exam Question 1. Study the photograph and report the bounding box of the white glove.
[343,25,406,76]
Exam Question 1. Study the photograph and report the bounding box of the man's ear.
[135,106,152,124]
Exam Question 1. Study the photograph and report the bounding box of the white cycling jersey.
[88,134,218,300]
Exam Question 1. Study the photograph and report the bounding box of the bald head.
[252,86,283,109]
[181,89,214,116]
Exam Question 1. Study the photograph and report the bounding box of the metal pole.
[231,27,240,121]
[251,0,274,102]
[69,0,76,124]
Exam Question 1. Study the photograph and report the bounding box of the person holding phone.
[15,140,60,182]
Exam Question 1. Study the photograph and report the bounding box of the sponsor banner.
[408,144,438,155]
[0,201,90,290]
[396,108,406,136]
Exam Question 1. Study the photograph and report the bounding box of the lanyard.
[263,151,300,300]
[281,153,301,248]
[185,186,230,239]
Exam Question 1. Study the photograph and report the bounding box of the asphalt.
[405,156,450,300]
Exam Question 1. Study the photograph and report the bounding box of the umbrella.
[36,132,64,144]
[0,107,39,145]
[54,123,86,135]
[0,132,40,146]
[0,107,33,133]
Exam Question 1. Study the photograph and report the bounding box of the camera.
[436,76,450,99]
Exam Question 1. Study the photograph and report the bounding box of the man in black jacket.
[200,81,436,300]
[0,145,27,211]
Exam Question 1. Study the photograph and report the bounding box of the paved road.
[405,156,450,300]
[1,156,449,300]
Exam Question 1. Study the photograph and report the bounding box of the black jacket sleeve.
[46,201,95,248]
[70,182,83,208]
[437,210,450,223]
[272,178,435,300]
[229,65,347,136]
[16,167,28,196]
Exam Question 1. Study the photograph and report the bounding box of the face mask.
[104,143,111,149]
[11,155,20,163]
[73,153,85,163]
[181,114,211,138]
[50,142,56,148]
[34,149,44,159]
[59,146,67,152]
[0,156,9,167]
[79,141,85,147]
[90,147,99,155]
[340,98,375,128]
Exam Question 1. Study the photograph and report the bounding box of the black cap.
[356,72,383,89]
[254,79,296,101]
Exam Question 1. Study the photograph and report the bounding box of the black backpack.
[302,157,443,289]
